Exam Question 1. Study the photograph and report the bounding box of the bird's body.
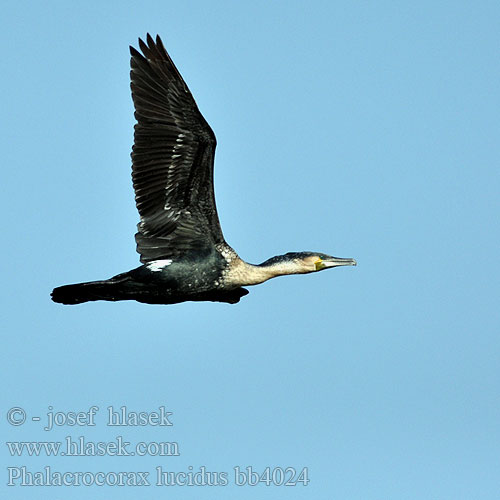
[52,35,356,306]
[53,250,245,305]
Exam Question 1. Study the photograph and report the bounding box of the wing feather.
[130,34,223,263]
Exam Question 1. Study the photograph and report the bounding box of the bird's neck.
[227,258,306,287]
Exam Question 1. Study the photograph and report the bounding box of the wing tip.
[132,34,167,59]
[129,45,141,57]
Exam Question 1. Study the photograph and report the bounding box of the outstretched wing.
[130,34,224,263]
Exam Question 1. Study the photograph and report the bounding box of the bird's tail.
[51,277,130,305]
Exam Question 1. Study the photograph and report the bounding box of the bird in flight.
[51,34,356,306]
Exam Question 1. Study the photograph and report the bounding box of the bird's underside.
[51,34,356,306]
[51,277,249,305]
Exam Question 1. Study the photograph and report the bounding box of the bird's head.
[259,251,357,276]
[293,252,357,273]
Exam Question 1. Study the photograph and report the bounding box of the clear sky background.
[2,1,499,499]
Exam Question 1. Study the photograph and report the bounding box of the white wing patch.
[147,259,173,272]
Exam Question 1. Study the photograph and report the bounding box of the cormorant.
[51,34,356,306]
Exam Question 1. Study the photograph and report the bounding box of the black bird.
[51,34,356,306]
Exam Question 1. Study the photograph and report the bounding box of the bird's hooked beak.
[315,256,357,270]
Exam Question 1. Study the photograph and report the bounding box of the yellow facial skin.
[300,255,325,272]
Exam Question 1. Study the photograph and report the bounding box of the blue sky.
[2,1,499,499]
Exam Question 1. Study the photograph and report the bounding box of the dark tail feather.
[51,279,127,305]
